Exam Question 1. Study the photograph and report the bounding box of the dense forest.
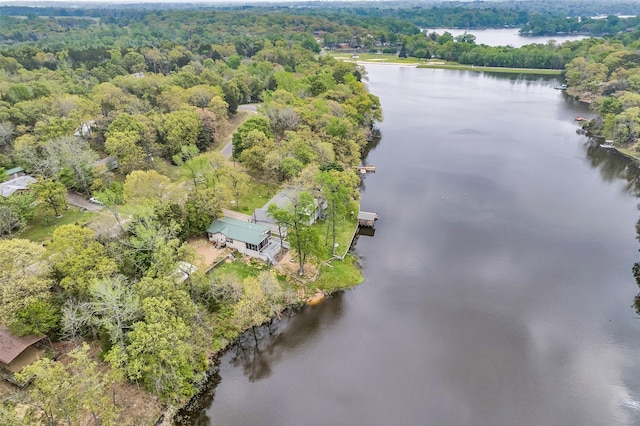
[1,2,640,425]
[0,6,382,425]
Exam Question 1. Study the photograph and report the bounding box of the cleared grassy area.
[328,51,562,75]
[416,62,562,75]
[312,254,364,292]
[227,179,273,215]
[312,214,359,258]
[19,206,96,242]
[212,259,266,280]
[328,51,426,64]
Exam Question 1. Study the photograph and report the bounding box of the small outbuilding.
[0,327,49,384]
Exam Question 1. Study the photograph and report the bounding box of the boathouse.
[358,211,379,227]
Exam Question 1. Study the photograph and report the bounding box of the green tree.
[184,187,227,237]
[87,276,140,351]
[0,192,35,236]
[31,178,66,217]
[267,191,322,275]
[233,276,268,344]
[232,116,272,160]
[15,358,79,426]
[67,343,120,426]
[115,297,203,403]
[316,170,357,254]
[123,170,172,203]
[49,225,118,298]
[159,109,203,158]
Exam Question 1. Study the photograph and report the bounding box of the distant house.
[0,175,36,197]
[207,217,280,264]
[74,120,95,138]
[93,156,119,171]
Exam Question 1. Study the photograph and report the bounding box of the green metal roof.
[5,167,23,176]
[206,217,270,245]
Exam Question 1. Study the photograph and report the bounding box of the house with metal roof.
[207,217,280,264]
[0,175,36,197]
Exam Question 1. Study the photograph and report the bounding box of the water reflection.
[582,137,640,319]
[585,140,640,196]
[177,294,346,424]
[230,294,345,383]
[194,64,640,426]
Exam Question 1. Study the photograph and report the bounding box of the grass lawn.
[228,179,274,215]
[19,206,96,242]
[327,51,427,64]
[328,52,562,75]
[153,159,185,182]
[312,254,364,292]
[312,210,359,259]
[212,259,270,281]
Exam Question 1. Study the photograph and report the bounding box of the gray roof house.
[93,156,119,171]
[253,186,326,227]
[0,175,36,197]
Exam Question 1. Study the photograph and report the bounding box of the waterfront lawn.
[328,51,426,64]
[312,254,364,292]
[19,206,96,242]
[416,62,562,75]
[312,214,359,258]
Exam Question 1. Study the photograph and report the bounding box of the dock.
[357,165,376,174]
[358,211,379,227]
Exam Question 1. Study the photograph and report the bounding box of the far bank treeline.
[1,5,639,73]
[0,11,381,424]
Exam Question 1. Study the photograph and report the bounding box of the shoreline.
[166,255,364,425]
[345,58,562,75]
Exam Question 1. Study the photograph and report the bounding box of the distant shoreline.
[348,59,562,75]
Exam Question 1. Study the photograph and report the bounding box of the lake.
[422,28,589,47]
[184,66,640,425]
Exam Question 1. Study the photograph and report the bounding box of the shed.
[0,327,45,373]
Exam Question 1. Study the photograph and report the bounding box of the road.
[220,104,259,159]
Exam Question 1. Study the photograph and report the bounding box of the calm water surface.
[423,28,589,47]
[188,66,640,426]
